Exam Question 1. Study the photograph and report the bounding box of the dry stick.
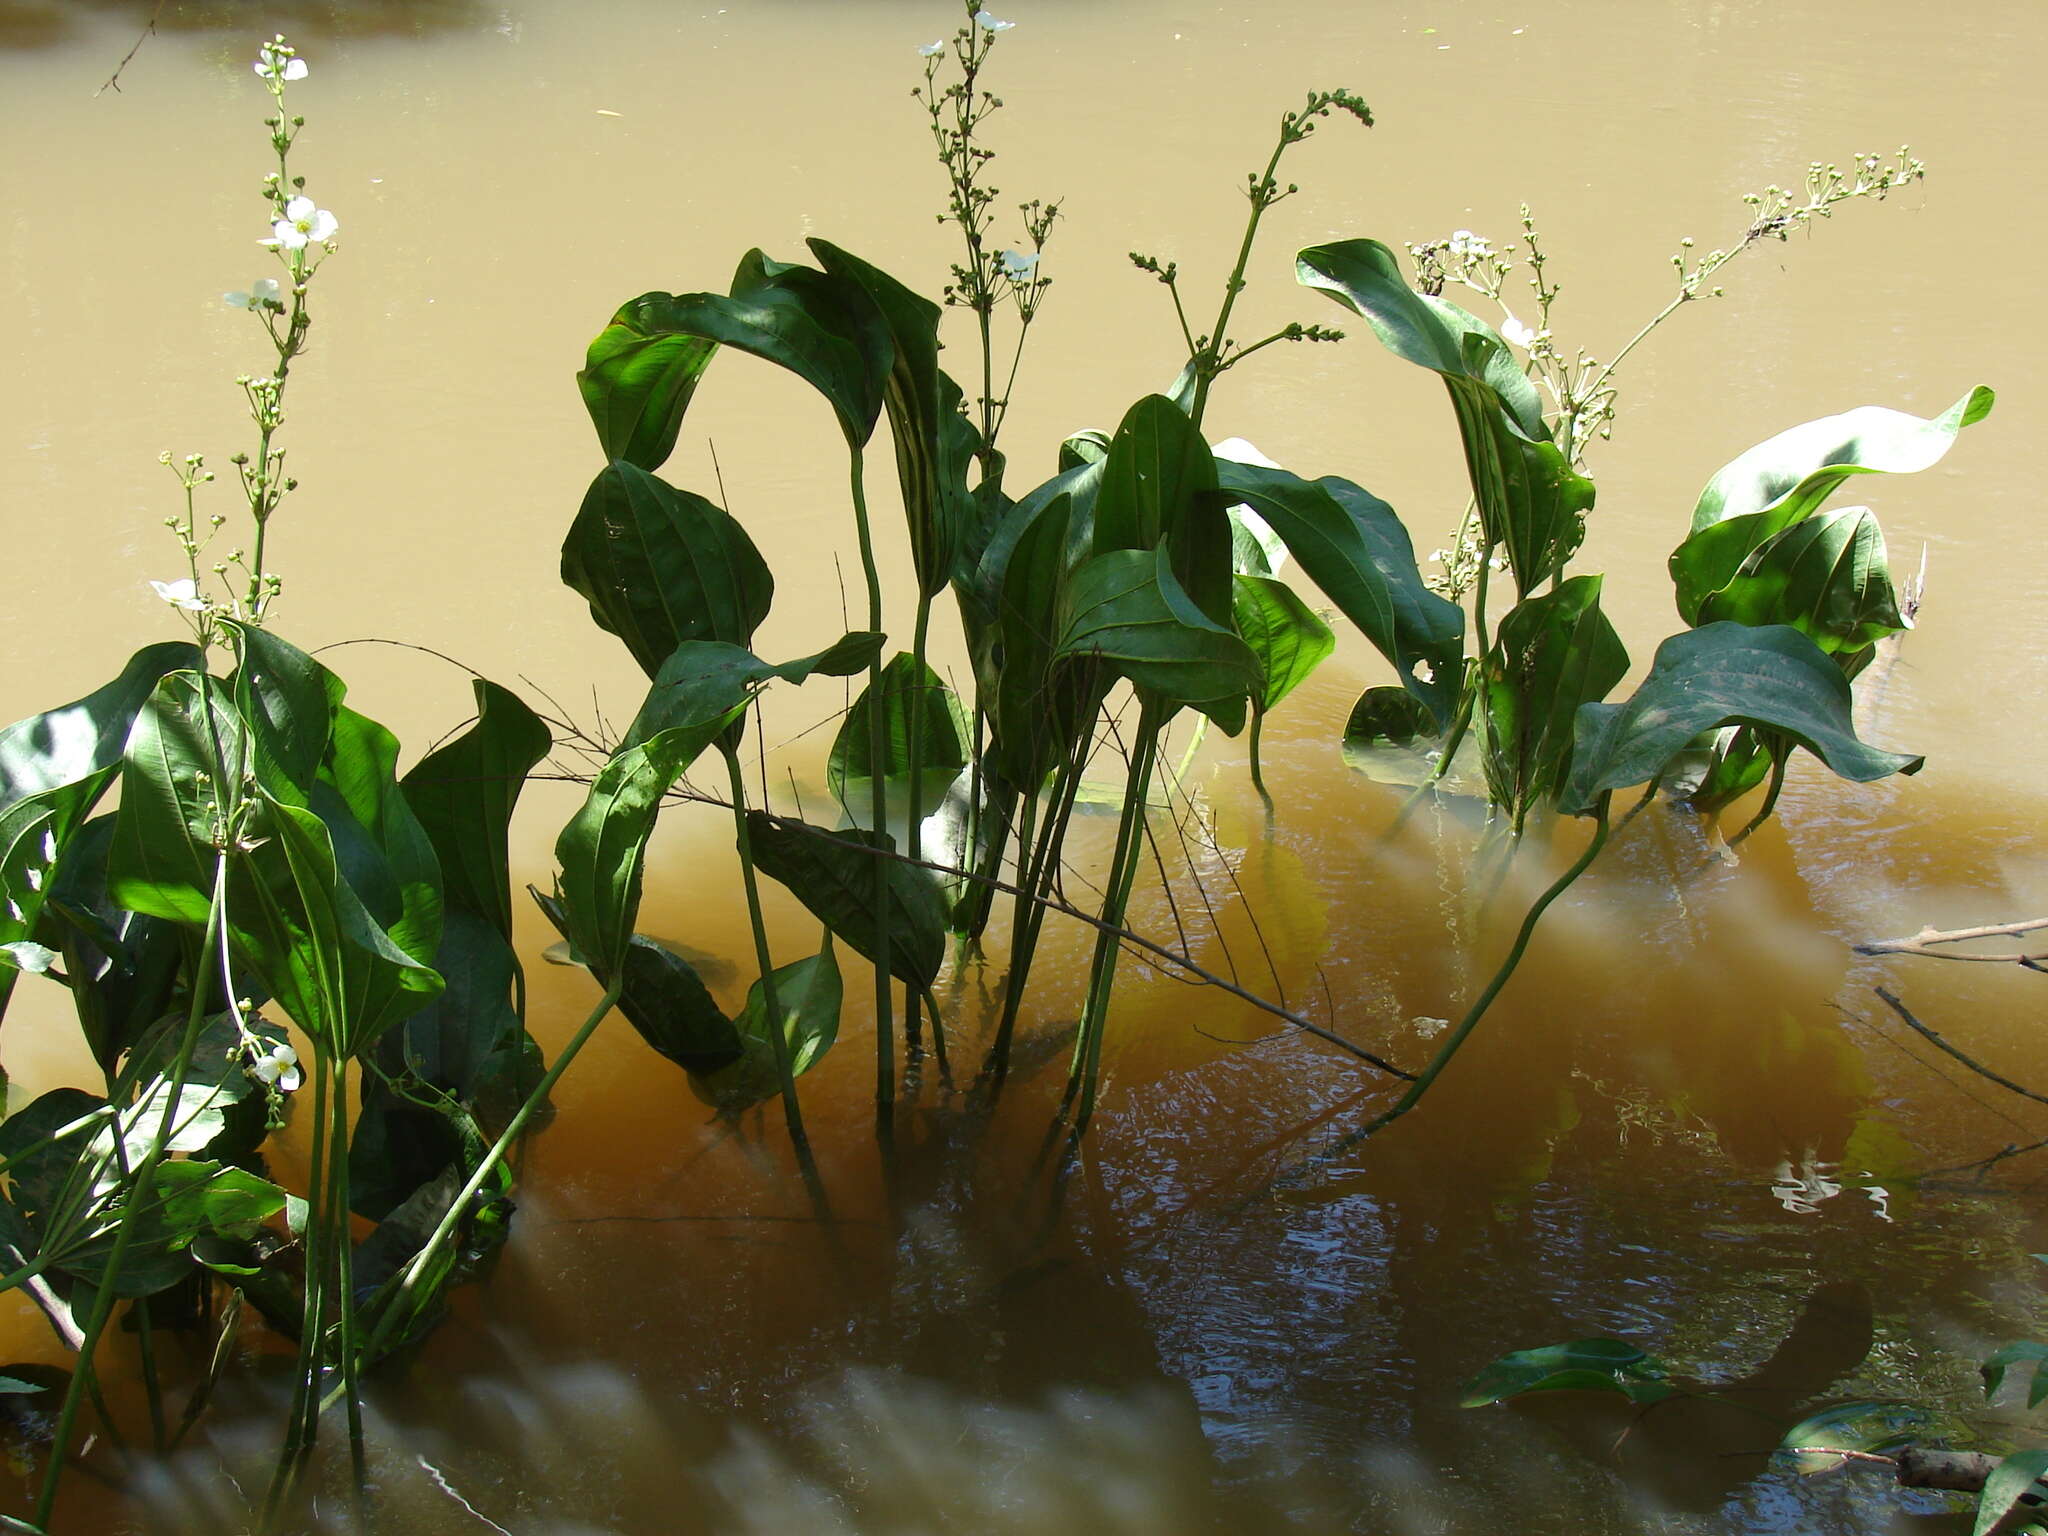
[1857,918,2048,966]
[1871,986,2048,1112]
[95,0,164,95]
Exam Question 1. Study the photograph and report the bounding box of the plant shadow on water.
[0,0,485,52]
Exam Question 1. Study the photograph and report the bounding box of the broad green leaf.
[1672,387,1993,622]
[1214,461,1464,729]
[1234,575,1336,715]
[734,936,841,1077]
[1460,1338,1675,1408]
[316,702,444,984]
[1094,395,1233,626]
[1984,1341,2048,1408]
[1295,239,1546,437]
[531,890,742,1076]
[1694,507,1906,654]
[225,622,335,805]
[1483,575,1629,819]
[562,461,774,675]
[556,637,883,975]
[1560,623,1923,815]
[1977,1450,2048,1536]
[1344,686,1437,747]
[827,653,971,820]
[1296,239,1589,595]
[1055,547,1259,717]
[742,814,946,990]
[1691,386,1994,533]
[1776,1400,1935,1476]
[591,262,888,455]
[108,672,241,926]
[0,641,200,812]
[809,241,973,600]
[980,494,1104,793]
[577,302,719,471]
[401,679,551,940]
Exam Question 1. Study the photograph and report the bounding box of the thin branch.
[96,0,165,96]
[1872,986,2048,1113]
[1856,918,2048,966]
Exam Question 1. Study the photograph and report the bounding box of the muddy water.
[4,0,2048,1530]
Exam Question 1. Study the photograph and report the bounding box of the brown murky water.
[5,0,2048,1530]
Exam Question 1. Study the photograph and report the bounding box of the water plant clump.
[0,7,1990,1527]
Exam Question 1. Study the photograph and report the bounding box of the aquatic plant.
[0,6,1986,1526]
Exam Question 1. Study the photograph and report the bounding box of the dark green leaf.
[1695,508,1906,654]
[734,937,840,1077]
[1673,387,1993,623]
[562,461,774,674]
[531,889,741,1075]
[1344,686,1438,748]
[1984,1341,2048,1408]
[1460,1338,1675,1408]
[1234,574,1336,715]
[809,241,972,600]
[401,679,551,939]
[1977,1450,2048,1536]
[1561,623,1923,815]
[828,653,971,820]
[0,642,200,812]
[1094,394,1232,625]
[1215,461,1463,729]
[743,815,946,989]
[1484,575,1629,818]
[577,302,719,471]
[1055,547,1259,714]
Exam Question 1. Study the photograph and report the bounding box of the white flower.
[1446,228,1490,259]
[223,277,282,310]
[918,39,945,56]
[254,43,308,82]
[250,1041,302,1092]
[150,578,207,611]
[1499,312,1537,350]
[998,248,1039,281]
[973,11,1015,31]
[272,196,337,250]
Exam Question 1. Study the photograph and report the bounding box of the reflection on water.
[4,0,2048,1529]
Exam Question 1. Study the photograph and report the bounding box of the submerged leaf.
[1460,1338,1676,1408]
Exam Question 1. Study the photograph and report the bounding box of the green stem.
[352,983,623,1372]
[1066,706,1164,1130]
[720,742,828,1206]
[263,1038,332,1525]
[903,594,937,1077]
[1724,749,1789,850]
[328,1057,366,1493]
[35,857,229,1530]
[1352,799,1611,1139]
[846,451,895,1134]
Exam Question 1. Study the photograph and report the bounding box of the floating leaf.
[1460,1338,1676,1408]
[1775,1399,1935,1476]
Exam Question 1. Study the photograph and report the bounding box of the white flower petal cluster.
[150,578,208,611]
[254,42,308,82]
[1446,228,1490,259]
[973,11,1015,31]
[998,249,1038,281]
[272,195,338,250]
[250,1041,303,1092]
[224,277,282,310]
[918,39,945,56]
[1499,313,1536,350]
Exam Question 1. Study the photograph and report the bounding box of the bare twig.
[1872,986,2048,1112]
[1856,918,2048,966]
[96,0,166,96]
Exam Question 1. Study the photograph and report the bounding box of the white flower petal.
[973,10,1015,31]
[282,58,308,81]
[150,578,206,611]
[253,277,281,302]
[273,221,307,250]
[283,195,315,222]
[918,39,944,56]
[1499,313,1536,350]
[307,209,338,241]
[224,290,253,309]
